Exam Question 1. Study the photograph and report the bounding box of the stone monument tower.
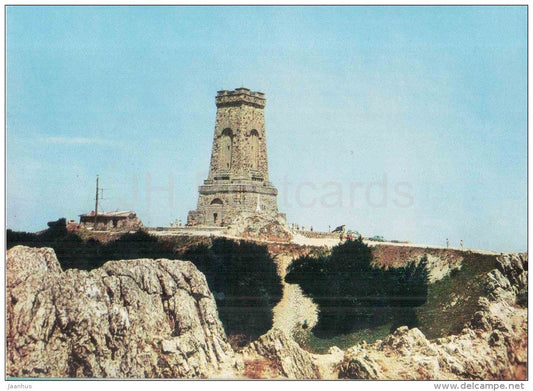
[187,88,284,227]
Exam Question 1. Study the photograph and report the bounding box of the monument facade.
[187,88,284,226]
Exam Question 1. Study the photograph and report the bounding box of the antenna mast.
[95,175,99,227]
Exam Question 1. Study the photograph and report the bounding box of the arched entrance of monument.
[209,198,224,226]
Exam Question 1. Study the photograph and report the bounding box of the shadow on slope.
[285,238,429,345]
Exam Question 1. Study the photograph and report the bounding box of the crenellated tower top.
[215,88,266,109]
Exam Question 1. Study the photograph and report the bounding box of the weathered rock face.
[494,253,528,302]
[337,253,527,380]
[6,246,238,378]
[227,212,293,242]
[241,328,320,379]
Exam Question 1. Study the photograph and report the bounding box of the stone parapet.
[216,88,266,108]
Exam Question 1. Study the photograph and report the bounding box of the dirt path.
[271,254,318,334]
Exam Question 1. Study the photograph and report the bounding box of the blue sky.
[7,6,527,252]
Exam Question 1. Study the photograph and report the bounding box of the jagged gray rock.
[338,352,379,379]
[6,246,238,378]
[494,253,528,304]
[242,328,320,379]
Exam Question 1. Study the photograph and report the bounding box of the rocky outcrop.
[337,253,527,380]
[241,328,320,379]
[6,246,238,378]
[494,253,528,303]
[227,212,292,242]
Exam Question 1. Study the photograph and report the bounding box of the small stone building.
[79,211,143,231]
[188,88,285,226]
